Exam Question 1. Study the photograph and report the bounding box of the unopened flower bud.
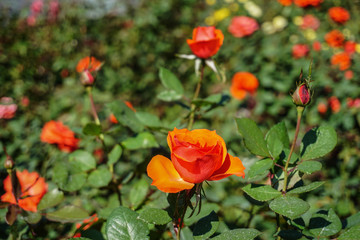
[80,70,95,86]
[292,84,311,106]
[4,156,14,170]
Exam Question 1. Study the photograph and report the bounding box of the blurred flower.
[328,7,350,24]
[344,41,356,55]
[213,8,230,22]
[273,16,288,31]
[244,1,262,18]
[109,101,136,124]
[347,98,360,108]
[187,26,224,59]
[0,97,17,119]
[344,70,353,80]
[1,170,48,212]
[206,0,216,5]
[147,128,245,193]
[40,120,80,152]
[230,72,259,100]
[21,97,30,107]
[27,15,37,26]
[262,22,276,35]
[301,14,320,30]
[293,16,303,26]
[356,44,360,53]
[74,214,99,238]
[294,0,322,7]
[48,0,60,22]
[312,41,322,51]
[292,83,311,106]
[278,0,292,6]
[76,57,103,86]
[30,0,43,15]
[317,102,328,114]
[325,30,344,48]
[328,96,341,113]
[331,52,351,71]
[228,16,259,38]
[292,44,309,59]
[304,29,316,41]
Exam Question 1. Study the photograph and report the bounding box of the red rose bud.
[292,84,311,106]
[80,70,95,86]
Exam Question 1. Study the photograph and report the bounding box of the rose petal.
[147,155,194,193]
[208,153,245,181]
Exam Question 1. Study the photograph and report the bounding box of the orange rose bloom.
[328,96,341,113]
[328,7,350,24]
[331,52,351,71]
[325,30,344,48]
[317,102,328,114]
[40,120,80,152]
[278,0,292,6]
[147,128,245,193]
[76,57,102,86]
[187,26,224,59]
[1,170,48,212]
[294,0,322,7]
[312,41,321,51]
[230,72,259,100]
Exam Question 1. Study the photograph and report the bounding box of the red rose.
[325,30,344,48]
[331,52,351,71]
[228,16,259,38]
[292,44,309,59]
[301,14,320,30]
[328,7,350,24]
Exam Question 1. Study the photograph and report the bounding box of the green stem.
[187,62,204,130]
[282,106,304,193]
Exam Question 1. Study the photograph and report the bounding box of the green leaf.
[338,224,360,240]
[52,162,87,192]
[269,196,310,220]
[83,123,102,136]
[46,205,89,223]
[37,188,64,211]
[343,212,360,228]
[242,184,281,202]
[69,150,96,172]
[193,211,219,240]
[138,208,171,225]
[135,112,162,128]
[211,228,261,240]
[236,118,270,157]
[266,134,283,159]
[309,209,342,237]
[300,126,337,160]
[297,161,322,174]
[288,181,325,194]
[279,149,299,164]
[129,177,149,210]
[106,206,149,240]
[159,67,184,95]
[247,158,273,180]
[157,90,182,102]
[108,100,144,132]
[192,94,223,107]
[277,230,302,240]
[121,132,159,150]
[88,167,112,188]
[107,144,122,166]
[22,212,42,224]
[265,122,290,157]
[184,203,220,226]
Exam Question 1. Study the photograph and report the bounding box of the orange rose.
[147,128,245,193]
[328,96,341,113]
[187,26,224,59]
[294,0,322,7]
[331,52,351,71]
[328,7,350,24]
[1,170,48,212]
[325,30,344,48]
[40,120,80,152]
[76,56,103,86]
[317,102,328,115]
[230,72,259,100]
[278,0,292,6]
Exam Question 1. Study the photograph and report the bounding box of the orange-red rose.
[187,26,224,59]
[228,16,259,38]
[230,72,259,100]
[344,41,356,55]
[147,128,245,193]
[40,120,80,152]
[312,41,321,51]
[76,56,102,86]
[278,0,292,6]
[328,96,341,113]
[294,0,322,7]
[292,44,310,59]
[1,170,48,212]
[328,7,350,24]
[317,102,328,115]
[331,52,351,71]
[325,30,344,48]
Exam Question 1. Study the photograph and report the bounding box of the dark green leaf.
[108,100,144,132]
[280,149,299,164]
[122,132,159,150]
[135,111,162,128]
[129,177,149,210]
[106,206,149,240]
[338,224,360,240]
[297,161,322,174]
[107,144,122,166]
[52,162,87,192]
[69,150,96,172]
[38,188,64,211]
[184,203,220,226]
[300,126,337,160]
[193,211,219,240]
[242,184,281,202]
[46,205,89,223]
[236,118,270,157]
[288,181,325,194]
[343,212,360,228]
[22,212,42,224]
[157,90,182,102]
[309,209,342,237]
[138,208,171,225]
[270,196,310,220]
[88,167,112,188]
[247,158,273,180]
[266,122,290,158]
[159,67,184,95]
[83,123,102,136]
[211,228,261,240]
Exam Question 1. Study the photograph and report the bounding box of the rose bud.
[292,83,311,106]
[80,70,95,86]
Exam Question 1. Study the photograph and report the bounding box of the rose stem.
[282,106,304,193]
[187,61,204,130]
